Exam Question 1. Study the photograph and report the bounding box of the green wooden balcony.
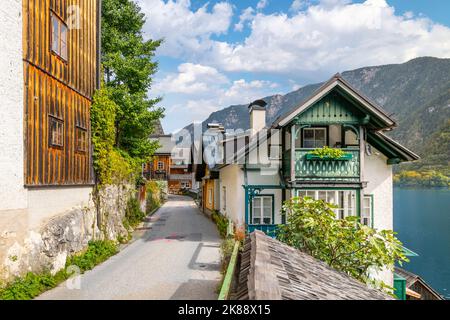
[294,148,360,182]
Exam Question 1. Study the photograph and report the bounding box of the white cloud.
[204,0,450,74]
[290,0,310,12]
[154,63,228,95]
[138,0,233,57]
[157,64,279,126]
[141,0,450,76]
[256,0,269,10]
[234,7,255,32]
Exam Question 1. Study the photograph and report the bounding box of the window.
[302,128,327,148]
[222,187,227,211]
[208,189,213,205]
[76,127,87,152]
[181,182,190,189]
[251,196,273,225]
[297,190,356,219]
[361,195,373,227]
[51,13,68,60]
[157,161,164,171]
[49,116,64,147]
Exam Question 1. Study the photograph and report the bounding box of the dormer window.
[51,13,68,60]
[302,127,327,148]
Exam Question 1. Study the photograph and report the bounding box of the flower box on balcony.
[305,153,353,161]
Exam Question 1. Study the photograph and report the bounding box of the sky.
[136,0,450,133]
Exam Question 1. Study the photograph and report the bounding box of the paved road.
[37,195,222,300]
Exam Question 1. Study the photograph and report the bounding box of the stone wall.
[0,185,134,282]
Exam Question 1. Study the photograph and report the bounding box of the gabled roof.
[395,267,444,300]
[367,131,420,162]
[232,231,392,300]
[273,73,396,129]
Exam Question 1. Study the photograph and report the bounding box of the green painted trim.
[394,273,407,300]
[218,241,240,300]
[294,186,359,190]
[249,194,275,225]
[387,158,401,165]
[402,246,419,257]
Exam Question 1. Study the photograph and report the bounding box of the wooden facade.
[23,0,99,186]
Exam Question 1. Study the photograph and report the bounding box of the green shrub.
[0,240,119,300]
[146,180,163,214]
[0,272,57,300]
[124,197,146,228]
[211,211,229,238]
[66,240,118,273]
[278,197,408,291]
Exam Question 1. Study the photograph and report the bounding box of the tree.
[101,0,163,161]
[277,197,408,290]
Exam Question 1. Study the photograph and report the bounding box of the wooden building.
[145,134,195,194]
[23,0,99,186]
[0,0,100,280]
[395,267,444,300]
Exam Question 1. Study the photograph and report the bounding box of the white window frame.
[251,196,273,225]
[302,127,327,148]
[157,161,164,170]
[361,195,373,227]
[296,189,356,219]
[181,181,190,189]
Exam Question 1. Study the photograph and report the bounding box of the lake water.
[394,187,450,299]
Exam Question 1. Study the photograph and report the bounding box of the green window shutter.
[394,273,407,300]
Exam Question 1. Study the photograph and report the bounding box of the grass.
[0,240,118,300]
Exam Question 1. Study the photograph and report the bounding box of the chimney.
[249,99,267,135]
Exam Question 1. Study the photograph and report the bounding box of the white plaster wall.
[364,146,393,231]
[250,109,266,133]
[0,0,27,211]
[219,165,245,226]
[27,187,93,229]
[364,145,394,286]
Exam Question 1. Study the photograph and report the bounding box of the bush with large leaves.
[277,197,408,290]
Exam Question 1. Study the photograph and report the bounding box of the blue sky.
[136,0,450,133]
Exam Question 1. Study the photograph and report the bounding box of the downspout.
[243,164,249,226]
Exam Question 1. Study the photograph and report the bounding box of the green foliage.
[220,238,236,272]
[124,197,146,228]
[0,241,118,300]
[91,85,117,185]
[211,211,229,238]
[394,170,449,187]
[277,197,408,289]
[146,180,164,214]
[102,0,164,161]
[0,272,57,300]
[66,240,118,273]
[309,146,347,159]
[91,85,143,185]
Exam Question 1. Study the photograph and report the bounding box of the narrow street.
[37,195,222,300]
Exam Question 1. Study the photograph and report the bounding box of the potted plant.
[306,146,352,160]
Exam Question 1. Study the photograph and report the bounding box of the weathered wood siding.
[23,0,98,186]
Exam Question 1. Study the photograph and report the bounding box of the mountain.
[185,57,450,177]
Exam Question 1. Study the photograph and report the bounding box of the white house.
[212,74,419,285]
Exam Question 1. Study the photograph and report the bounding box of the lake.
[394,187,450,299]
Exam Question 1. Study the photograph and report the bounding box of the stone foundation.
[0,184,134,283]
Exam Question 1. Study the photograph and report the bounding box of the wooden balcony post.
[290,125,296,182]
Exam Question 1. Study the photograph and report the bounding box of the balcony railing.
[294,148,360,182]
[247,224,278,238]
[169,173,193,180]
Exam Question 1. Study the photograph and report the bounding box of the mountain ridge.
[184,57,450,178]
